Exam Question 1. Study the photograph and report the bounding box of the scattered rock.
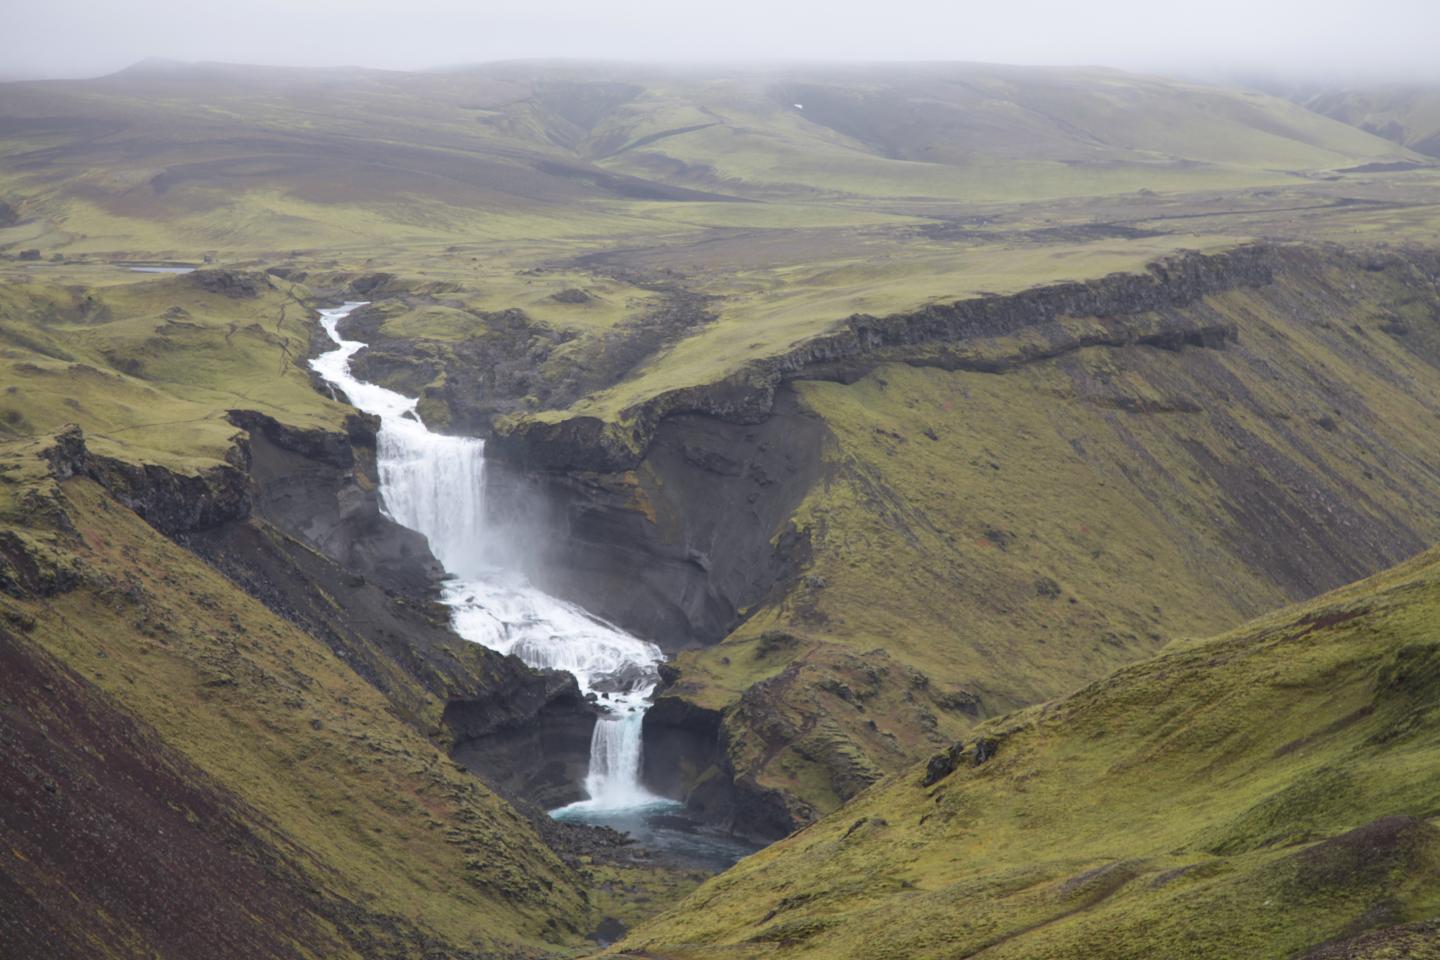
[922,741,966,786]
[188,269,263,299]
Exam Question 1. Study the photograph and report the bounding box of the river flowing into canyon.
[310,301,669,814]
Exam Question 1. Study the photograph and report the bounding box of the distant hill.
[0,60,1419,253]
[1299,84,1440,158]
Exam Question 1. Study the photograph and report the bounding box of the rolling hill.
[0,59,1421,258]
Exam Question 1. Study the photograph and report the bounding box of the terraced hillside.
[615,543,1440,959]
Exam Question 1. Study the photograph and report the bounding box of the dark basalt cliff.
[225,409,442,595]
[481,387,827,649]
[471,244,1277,653]
[41,424,250,537]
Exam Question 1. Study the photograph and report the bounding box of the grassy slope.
[0,263,697,953]
[1,61,1439,952]
[659,247,1440,821]
[581,65,1410,198]
[1302,85,1440,157]
[618,544,1440,959]
[0,267,345,468]
[0,458,593,955]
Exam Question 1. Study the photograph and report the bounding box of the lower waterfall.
[311,301,666,814]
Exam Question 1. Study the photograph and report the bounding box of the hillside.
[0,442,593,956]
[1300,84,1440,158]
[0,60,1420,259]
[0,268,686,955]
[615,543,1440,958]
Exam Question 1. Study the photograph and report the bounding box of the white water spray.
[311,302,666,813]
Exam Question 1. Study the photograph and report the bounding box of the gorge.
[311,300,757,865]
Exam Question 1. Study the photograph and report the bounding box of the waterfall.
[311,302,666,813]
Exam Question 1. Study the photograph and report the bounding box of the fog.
[7,0,1440,84]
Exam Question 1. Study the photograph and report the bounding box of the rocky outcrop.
[342,276,717,437]
[226,409,441,597]
[186,268,266,299]
[641,694,798,842]
[208,412,600,805]
[31,420,601,810]
[40,425,249,536]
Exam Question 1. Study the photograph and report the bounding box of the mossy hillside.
[0,61,1414,263]
[562,65,1414,199]
[661,247,1440,823]
[618,547,1440,959]
[0,463,595,955]
[1304,84,1440,157]
[0,269,346,468]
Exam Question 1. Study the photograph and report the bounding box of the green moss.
[620,547,1440,958]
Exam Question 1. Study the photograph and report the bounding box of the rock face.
[340,273,716,436]
[216,413,600,805]
[468,241,1440,835]
[641,693,798,842]
[483,387,827,649]
[41,425,249,536]
[226,409,442,596]
[186,268,265,299]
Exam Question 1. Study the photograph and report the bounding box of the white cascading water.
[311,302,665,813]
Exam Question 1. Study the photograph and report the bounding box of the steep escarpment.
[617,545,1440,959]
[478,242,1440,837]
[491,243,1274,472]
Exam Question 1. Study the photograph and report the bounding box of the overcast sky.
[8,0,1440,83]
